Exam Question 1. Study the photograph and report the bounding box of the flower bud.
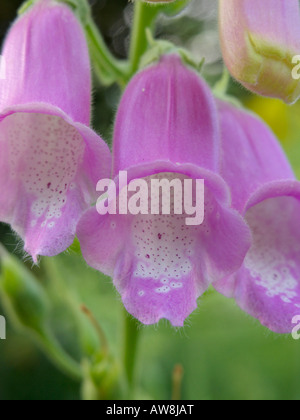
[219,0,300,104]
[81,356,122,400]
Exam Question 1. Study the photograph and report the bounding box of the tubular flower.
[219,0,300,104]
[215,101,300,333]
[77,55,251,326]
[0,0,111,261]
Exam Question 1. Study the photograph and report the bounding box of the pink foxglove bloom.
[219,0,300,104]
[77,55,251,326]
[0,0,111,261]
[215,101,300,334]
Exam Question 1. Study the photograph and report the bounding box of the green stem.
[214,67,230,95]
[58,0,129,86]
[122,311,141,394]
[129,0,160,76]
[84,19,129,86]
[38,330,83,382]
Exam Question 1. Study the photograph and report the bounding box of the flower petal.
[113,55,220,175]
[0,104,111,261]
[234,181,300,333]
[215,101,295,297]
[218,100,294,213]
[78,161,251,326]
[215,100,300,333]
[78,57,251,326]
[0,0,91,125]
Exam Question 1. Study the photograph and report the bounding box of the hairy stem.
[129,1,160,76]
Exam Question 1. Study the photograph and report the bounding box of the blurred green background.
[1,0,300,401]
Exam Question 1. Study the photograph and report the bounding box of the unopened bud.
[219,0,300,104]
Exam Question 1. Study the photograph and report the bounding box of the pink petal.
[218,100,294,213]
[0,0,91,125]
[235,182,300,333]
[78,161,251,326]
[78,57,251,326]
[113,55,220,175]
[0,104,111,261]
[216,102,293,297]
[216,100,300,333]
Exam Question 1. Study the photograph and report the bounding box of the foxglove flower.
[219,0,300,104]
[215,101,300,333]
[77,55,251,326]
[0,0,111,261]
